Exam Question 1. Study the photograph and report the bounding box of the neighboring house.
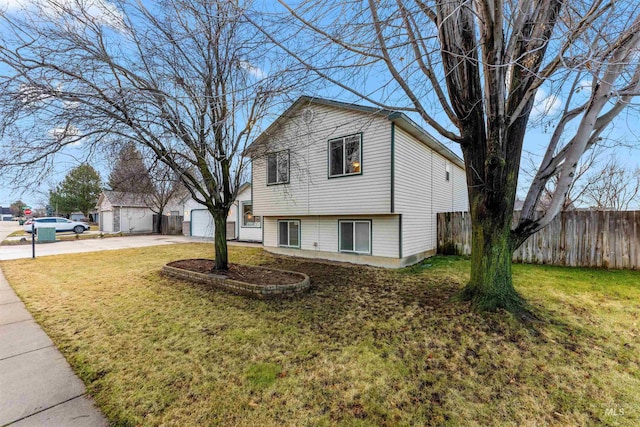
[181,183,262,242]
[70,210,98,222]
[96,191,154,233]
[0,207,12,221]
[247,96,468,268]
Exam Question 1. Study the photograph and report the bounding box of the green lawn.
[1,245,639,426]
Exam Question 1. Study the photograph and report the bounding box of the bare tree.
[522,146,603,211]
[259,0,640,312]
[0,0,296,270]
[108,143,184,233]
[582,155,640,210]
[143,157,187,234]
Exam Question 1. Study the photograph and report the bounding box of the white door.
[190,209,215,238]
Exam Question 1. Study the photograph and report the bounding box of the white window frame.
[241,202,261,228]
[278,220,300,248]
[445,163,451,182]
[338,219,372,255]
[328,133,362,178]
[267,150,290,185]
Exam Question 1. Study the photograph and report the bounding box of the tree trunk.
[154,214,163,234]
[212,211,228,271]
[460,197,523,313]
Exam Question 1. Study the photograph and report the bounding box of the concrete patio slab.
[0,320,53,360]
[0,302,32,325]
[9,395,108,427]
[0,346,87,425]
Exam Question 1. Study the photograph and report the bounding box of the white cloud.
[2,0,125,31]
[241,61,266,79]
[531,88,562,121]
[576,79,593,96]
[49,124,80,142]
[0,0,25,10]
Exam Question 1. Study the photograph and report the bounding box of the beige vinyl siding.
[394,127,435,255]
[263,215,399,258]
[394,126,468,257]
[252,104,391,217]
[452,164,469,211]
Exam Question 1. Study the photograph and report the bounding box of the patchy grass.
[1,245,639,426]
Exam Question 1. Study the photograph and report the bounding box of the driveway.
[0,222,198,261]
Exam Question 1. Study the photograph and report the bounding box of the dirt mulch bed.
[167,259,302,286]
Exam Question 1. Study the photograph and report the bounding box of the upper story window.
[267,150,289,185]
[329,134,362,178]
[242,202,261,227]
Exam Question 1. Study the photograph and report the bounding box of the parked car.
[24,217,91,234]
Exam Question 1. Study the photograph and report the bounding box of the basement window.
[339,220,371,254]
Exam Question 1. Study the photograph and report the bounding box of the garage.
[190,209,215,238]
[190,209,238,239]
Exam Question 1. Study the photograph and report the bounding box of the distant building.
[0,206,13,221]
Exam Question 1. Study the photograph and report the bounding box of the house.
[96,191,155,233]
[0,206,12,221]
[181,183,262,242]
[70,211,98,222]
[247,96,468,268]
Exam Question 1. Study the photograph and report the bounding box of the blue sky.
[1,0,639,209]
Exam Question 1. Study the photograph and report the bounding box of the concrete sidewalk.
[0,224,108,426]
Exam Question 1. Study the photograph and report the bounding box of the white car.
[24,217,91,234]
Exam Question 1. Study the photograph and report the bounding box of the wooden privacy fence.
[437,210,640,269]
[153,214,184,235]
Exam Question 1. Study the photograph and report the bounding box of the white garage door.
[191,209,215,238]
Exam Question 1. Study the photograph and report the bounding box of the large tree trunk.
[212,211,228,271]
[461,202,522,313]
[459,128,525,313]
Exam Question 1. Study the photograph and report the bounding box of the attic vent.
[301,108,315,123]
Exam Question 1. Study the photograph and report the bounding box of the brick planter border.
[161,262,310,299]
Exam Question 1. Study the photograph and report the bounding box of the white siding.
[252,104,392,217]
[394,126,434,256]
[394,126,468,258]
[263,215,399,258]
[100,211,113,233]
[120,207,153,233]
[237,185,262,242]
[452,164,469,212]
[191,209,215,238]
[184,184,262,242]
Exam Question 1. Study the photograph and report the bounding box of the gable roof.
[98,190,151,208]
[247,96,464,168]
[177,182,251,205]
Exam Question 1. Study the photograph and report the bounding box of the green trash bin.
[19,219,25,225]
[37,226,56,242]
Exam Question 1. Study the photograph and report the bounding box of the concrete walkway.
[0,223,108,426]
[0,233,197,261]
